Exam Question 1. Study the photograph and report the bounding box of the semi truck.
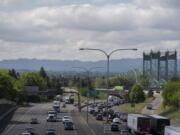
[127,114,151,134]
[164,126,180,135]
[149,115,170,135]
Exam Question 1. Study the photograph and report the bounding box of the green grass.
[74,95,87,102]
[156,105,180,124]
[116,97,154,113]
[73,91,107,103]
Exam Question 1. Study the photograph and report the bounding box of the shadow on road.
[0,108,16,134]
[9,120,29,125]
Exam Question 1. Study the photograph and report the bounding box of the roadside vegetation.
[155,77,180,124]
[157,105,180,124]
[0,67,64,104]
[116,97,154,113]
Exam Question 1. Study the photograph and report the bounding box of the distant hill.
[0,58,143,73]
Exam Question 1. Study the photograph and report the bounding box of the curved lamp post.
[79,48,137,122]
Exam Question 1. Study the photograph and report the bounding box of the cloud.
[0,0,179,60]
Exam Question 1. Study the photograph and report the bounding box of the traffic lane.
[28,103,52,135]
[1,103,52,135]
[1,104,38,135]
[70,111,97,135]
[80,111,105,135]
[63,104,95,135]
[141,93,162,115]
[60,111,77,135]
[81,111,130,135]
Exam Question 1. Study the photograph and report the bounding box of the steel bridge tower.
[143,50,177,81]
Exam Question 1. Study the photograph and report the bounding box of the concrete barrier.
[0,104,17,134]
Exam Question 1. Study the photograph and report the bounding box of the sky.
[0,0,180,61]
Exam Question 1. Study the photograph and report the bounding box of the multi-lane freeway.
[1,103,122,135]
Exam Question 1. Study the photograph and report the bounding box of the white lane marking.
[2,106,36,135]
[3,104,45,135]
[64,106,78,135]
[77,113,97,135]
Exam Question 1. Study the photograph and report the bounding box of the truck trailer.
[149,115,170,135]
[127,114,151,134]
[164,126,180,135]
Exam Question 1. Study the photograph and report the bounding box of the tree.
[21,72,47,91]
[110,76,134,89]
[139,75,150,89]
[129,84,145,103]
[0,72,17,101]
[95,77,106,88]
[162,80,180,107]
[9,69,19,79]
[39,67,47,79]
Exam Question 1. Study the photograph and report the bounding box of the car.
[96,114,103,121]
[93,110,98,117]
[114,111,121,118]
[111,123,119,131]
[113,117,121,124]
[62,116,72,124]
[46,128,56,135]
[48,111,57,117]
[74,103,78,106]
[120,130,129,135]
[89,108,95,114]
[47,114,57,122]
[108,114,114,121]
[120,113,128,122]
[64,121,74,130]
[147,104,153,110]
[30,118,38,124]
[25,127,36,135]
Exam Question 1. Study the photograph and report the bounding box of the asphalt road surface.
[1,103,125,135]
[141,93,162,115]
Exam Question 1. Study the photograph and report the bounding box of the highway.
[1,102,124,135]
[141,93,162,115]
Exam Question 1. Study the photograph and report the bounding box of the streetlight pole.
[73,66,103,123]
[131,69,138,83]
[79,48,137,123]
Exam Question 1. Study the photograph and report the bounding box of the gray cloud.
[0,0,179,60]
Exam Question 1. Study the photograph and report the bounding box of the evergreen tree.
[39,67,47,79]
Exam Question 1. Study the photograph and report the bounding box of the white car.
[48,111,57,118]
[47,114,57,122]
[113,118,121,124]
[62,116,72,124]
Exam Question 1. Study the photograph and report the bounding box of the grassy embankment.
[116,94,180,124]
[73,92,107,103]
[115,97,154,113]
[156,105,180,124]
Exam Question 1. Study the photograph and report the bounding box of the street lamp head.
[132,48,138,51]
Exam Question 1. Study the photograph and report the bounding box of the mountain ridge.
[0,58,143,72]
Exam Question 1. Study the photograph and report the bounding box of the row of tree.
[162,78,180,108]
[0,67,64,103]
[0,66,151,103]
